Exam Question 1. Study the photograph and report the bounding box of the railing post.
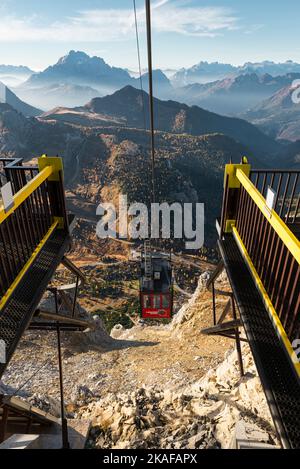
[38,155,69,232]
[220,157,251,236]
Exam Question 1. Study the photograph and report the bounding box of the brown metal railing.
[0,178,53,298]
[250,170,300,225]
[235,183,300,342]
[0,158,39,193]
[0,156,69,304]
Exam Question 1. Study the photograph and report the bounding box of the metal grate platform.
[0,229,71,378]
[218,235,300,449]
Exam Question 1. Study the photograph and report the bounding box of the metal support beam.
[56,323,70,450]
[0,406,8,443]
[72,275,80,318]
[55,287,70,450]
[206,279,245,378]
[231,295,244,377]
[212,282,216,326]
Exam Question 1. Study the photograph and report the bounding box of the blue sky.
[0,0,299,71]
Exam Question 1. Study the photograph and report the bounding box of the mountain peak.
[143,69,169,81]
[56,50,106,67]
[26,51,133,91]
[88,85,143,107]
[57,50,90,65]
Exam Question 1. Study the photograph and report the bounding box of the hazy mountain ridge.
[0,65,36,88]
[26,51,133,89]
[2,81,297,168]
[0,100,252,242]
[0,64,34,76]
[16,83,101,111]
[4,51,299,118]
[243,82,300,142]
[42,85,280,158]
[173,73,300,116]
[15,51,172,110]
[0,81,41,117]
[172,60,300,87]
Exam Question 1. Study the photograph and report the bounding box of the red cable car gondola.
[140,242,173,319]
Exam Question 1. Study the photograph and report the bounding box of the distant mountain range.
[0,100,259,243]
[172,61,300,87]
[0,51,296,120]
[243,82,300,142]
[1,99,299,248]
[16,83,101,111]
[0,65,35,88]
[0,65,34,76]
[23,51,173,97]
[0,81,41,117]
[173,73,300,116]
[14,51,173,110]
[1,51,299,149]
[26,51,132,91]
[41,85,281,158]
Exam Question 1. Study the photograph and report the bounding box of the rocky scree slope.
[1,274,277,449]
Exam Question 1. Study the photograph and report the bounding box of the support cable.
[145,0,156,207]
[133,0,147,131]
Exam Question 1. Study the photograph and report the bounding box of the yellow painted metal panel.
[0,221,58,311]
[0,166,53,225]
[53,216,65,229]
[224,161,251,189]
[38,155,63,182]
[225,220,236,233]
[236,169,300,264]
[233,227,300,378]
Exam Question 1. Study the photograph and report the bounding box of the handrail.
[0,155,68,305]
[220,160,300,347]
[251,169,300,174]
[236,168,300,264]
[0,165,53,224]
[232,226,300,376]
[0,221,58,310]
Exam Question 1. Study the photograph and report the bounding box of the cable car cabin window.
[162,294,170,308]
[143,295,152,308]
[153,295,161,309]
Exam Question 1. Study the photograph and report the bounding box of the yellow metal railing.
[221,160,300,376]
[0,155,67,309]
[0,221,58,310]
[0,166,53,224]
[236,168,300,264]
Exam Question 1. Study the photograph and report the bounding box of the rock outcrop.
[79,343,277,449]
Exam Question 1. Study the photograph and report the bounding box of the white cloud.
[0,1,239,43]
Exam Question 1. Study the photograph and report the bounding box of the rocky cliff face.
[81,343,277,449]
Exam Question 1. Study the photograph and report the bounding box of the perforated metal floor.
[0,229,70,378]
[218,235,300,449]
